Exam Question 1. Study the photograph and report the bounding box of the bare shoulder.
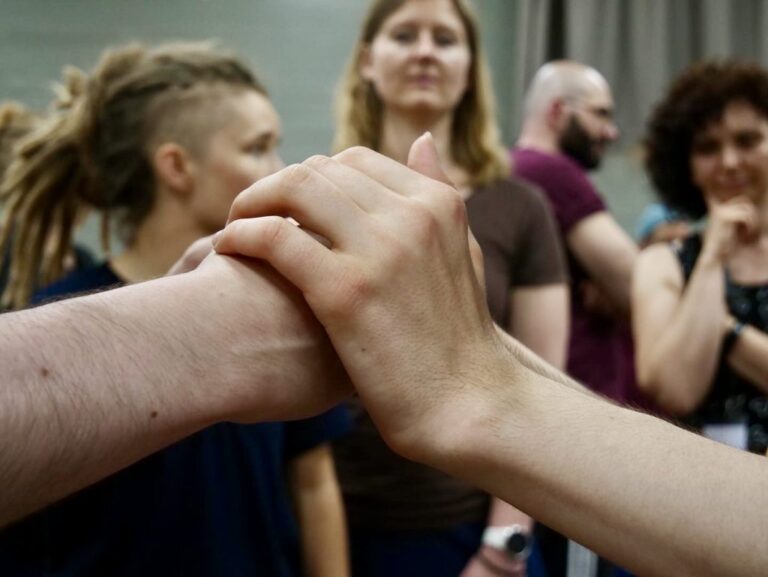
[635,242,683,291]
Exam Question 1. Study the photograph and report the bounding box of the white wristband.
[482,525,530,559]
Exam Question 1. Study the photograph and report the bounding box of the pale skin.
[290,445,350,577]
[2,138,767,575]
[0,253,349,528]
[215,134,768,577]
[360,1,567,573]
[633,101,768,414]
[517,61,638,317]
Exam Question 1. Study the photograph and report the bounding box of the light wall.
[0,0,649,253]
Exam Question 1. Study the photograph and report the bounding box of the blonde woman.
[332,1,568,576]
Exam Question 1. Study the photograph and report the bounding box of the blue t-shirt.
[0,263,350,576]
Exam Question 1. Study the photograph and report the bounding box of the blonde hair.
[333,0,509,186]
[0,41,265,309]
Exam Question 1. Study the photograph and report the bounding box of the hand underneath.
[187,253,351,423]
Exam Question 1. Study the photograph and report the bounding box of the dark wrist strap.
[722,321,746,358]
[477,550,520,577]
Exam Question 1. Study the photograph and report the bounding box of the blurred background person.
[0,42,350,577]
[0,101,39,174]
[0,101,95,308]
[634,59,768,456]
[634,201,692,249]
[513,61,639,405]
[333,1,568,576]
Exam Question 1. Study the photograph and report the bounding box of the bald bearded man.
[512,61,644,577]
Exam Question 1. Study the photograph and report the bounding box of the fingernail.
[211,230,223,247]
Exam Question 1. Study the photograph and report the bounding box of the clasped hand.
[212,133,500,461]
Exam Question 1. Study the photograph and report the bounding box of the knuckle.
[407,201,441,242]
[260,216,289,248]
[335,145,370,165]
[325,267,374,318]
[280,163,314,191]
[304,154,332,171]
[227,216,285,254]
[422,181,465,219]
[446,190,468,225]
[228,172,285,221]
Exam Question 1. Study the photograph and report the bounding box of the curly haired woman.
[634,60,768,455]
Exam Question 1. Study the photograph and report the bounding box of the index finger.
[334,144,454,200]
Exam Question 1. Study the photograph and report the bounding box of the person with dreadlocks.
[0,42,350,577]
[0,101,95,308]
[0,101,40,174]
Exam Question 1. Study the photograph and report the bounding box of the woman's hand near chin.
[703,195,760,263]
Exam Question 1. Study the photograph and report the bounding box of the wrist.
[697,243,726,269]
[476,545,525,576]
[410,330,525,477]
[721,317,746,359]
[187,256,349,424]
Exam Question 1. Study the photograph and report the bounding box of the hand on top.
[214,133,502,463]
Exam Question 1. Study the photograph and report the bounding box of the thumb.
[407,132,453,185]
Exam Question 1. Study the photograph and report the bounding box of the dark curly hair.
[645,60,768,218]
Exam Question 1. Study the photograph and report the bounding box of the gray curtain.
[503,0,768,146]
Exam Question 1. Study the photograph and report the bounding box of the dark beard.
[559,116,602,170]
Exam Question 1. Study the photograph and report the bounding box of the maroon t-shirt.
[512,148,637,403]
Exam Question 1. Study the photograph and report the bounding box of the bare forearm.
[639,257,726,412]
[567,213,637,315]
[0,276,216,527]
[442,351,768,577]
[296,487,349,577]
[291,448,350,577]
[510,285,568,371]
[0,256,345,528]
[496,326,595,398]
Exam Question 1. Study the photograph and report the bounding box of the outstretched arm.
[458,284,568,577]
[631,243,725,414]
[0,254,348,528]
[215,134,768,577]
